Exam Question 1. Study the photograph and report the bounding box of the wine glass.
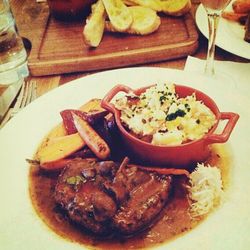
[200,0,232,76]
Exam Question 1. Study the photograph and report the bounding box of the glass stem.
[205,12,220,76]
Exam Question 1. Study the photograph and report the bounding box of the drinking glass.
[200,0,232,75]
[0,0,29,86]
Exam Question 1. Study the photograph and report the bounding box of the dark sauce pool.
[29,145,232,249]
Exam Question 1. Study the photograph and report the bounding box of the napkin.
[184,56,250,92]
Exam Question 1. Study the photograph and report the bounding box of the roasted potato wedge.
[36,99,104,165]
[37,133,85,166]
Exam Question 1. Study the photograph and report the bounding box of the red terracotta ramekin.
[101,84,239,168]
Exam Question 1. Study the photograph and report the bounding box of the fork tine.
[20,80,37,109]
[0,80,37,128]
[20,81,30,109]
[0,80,25,128]
[12,80,26,112]
[12,80,36,116]
[18,82,28,111]
[30,80,37,102]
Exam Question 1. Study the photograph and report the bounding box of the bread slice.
[160,0,191,16]
[123,0,162,11]
[102,0,133,32]
[105,6,161,35]
[83,0,106,47]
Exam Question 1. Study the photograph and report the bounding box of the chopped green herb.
[159,129,168,133]
[66,175,85,185]
[157,91,164,94]
[159,95,167,104]
[132,106,137,112]
[166,109,186,121]
[184,103,191,112]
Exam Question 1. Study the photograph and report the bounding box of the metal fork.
[0,80,37,128]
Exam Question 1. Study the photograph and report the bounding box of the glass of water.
[0,0,29,86]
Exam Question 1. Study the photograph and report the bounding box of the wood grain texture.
[3,0,248,108]
[10,0,199,76]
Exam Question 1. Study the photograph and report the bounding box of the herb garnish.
[185,103,191,112]
[159,95,167,104]
[66,175,86,186]
[166,109,186,121]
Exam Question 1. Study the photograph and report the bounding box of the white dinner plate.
[196,3,250,59]
[0,67,250,250]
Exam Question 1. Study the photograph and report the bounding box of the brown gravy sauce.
[29,144,232,249]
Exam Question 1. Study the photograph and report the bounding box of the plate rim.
[195,4,250,60]
[0,66,249,250]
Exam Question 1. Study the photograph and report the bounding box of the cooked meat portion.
[113,175,171,234]
[54,158,172,236]
[55,158,118,234]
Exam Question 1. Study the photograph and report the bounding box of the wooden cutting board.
[12,0,199,76]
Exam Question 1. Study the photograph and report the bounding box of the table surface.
[1,0,249,99]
